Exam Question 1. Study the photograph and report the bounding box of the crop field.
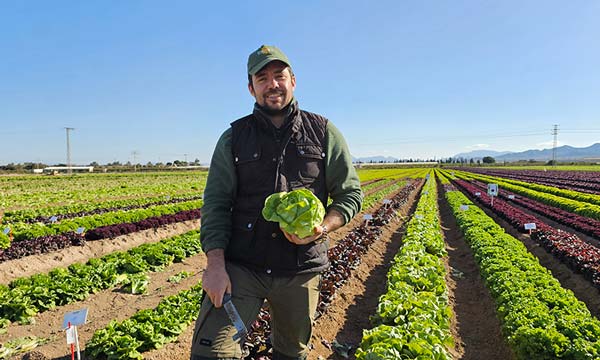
[1,166,600,359]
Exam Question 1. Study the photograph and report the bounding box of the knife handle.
[223,293,232,303]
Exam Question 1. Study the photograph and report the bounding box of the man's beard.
[261,91,290,116]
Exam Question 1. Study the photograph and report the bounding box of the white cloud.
[535,140,564,149]
[466,143,490,150]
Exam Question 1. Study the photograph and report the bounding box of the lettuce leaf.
[262,189,325,238]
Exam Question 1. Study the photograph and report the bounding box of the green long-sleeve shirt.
[200,121,362,253]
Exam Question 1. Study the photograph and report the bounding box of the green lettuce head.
[262,188,326,238]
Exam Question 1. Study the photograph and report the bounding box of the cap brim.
[248,57,290,75]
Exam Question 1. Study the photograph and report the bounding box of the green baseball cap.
[247,45,292,75]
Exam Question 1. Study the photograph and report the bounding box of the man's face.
[248,61,296,111]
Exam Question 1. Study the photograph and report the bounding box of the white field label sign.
[524,223,537,230]
[363,214,373,220]
[62,308,89,329]
[475,192,481,196]
[382,199,392,205]
[66,327,76,344]
[3,228,9,235]
[459,205,469,211]
[508,195,515,199]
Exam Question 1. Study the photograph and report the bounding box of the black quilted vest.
[228,101,329,275]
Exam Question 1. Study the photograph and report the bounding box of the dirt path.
[438,187,514,360]
[0,219,200,284]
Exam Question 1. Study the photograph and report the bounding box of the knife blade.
[222,293,248,342]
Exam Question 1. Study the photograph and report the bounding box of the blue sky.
[1,1,599,165]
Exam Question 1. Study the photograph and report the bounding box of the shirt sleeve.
[325,121,363,224]
[200,128,237,253]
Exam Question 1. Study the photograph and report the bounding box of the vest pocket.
[233,148,262,164]
[228,213,258,259]
[296,144,324,182]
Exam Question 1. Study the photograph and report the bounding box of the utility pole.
[132,151,139,172]
[552,124,559,166]
[65,127,75,174]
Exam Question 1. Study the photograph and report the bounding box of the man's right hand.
[202,248,231,308]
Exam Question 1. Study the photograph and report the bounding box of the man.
[191,45,362,360]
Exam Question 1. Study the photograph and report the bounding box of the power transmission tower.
[132,151,139,172]
[551,124,559,166]
[65,127,75,174]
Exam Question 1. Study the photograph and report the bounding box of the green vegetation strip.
[86,282,202,360]
[0,172,207,211]
[3,194,202,223]
[454,170,600,220]
[362,181,407,210]
[361,178,395,194]
[357,168,430,182]
[356,178,453,359]
[445,189,600,359]
[0,230,202,329]
[8,199,203,242]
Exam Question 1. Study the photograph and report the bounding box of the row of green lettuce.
[1,199,203,247]
[362,180,408,210]
[0,230,202,331]
[361,178,396,194]
[86,282,203,359]
[356,175,454,359]
[445,188,600,359]
[3,193,203,223]
[452,170,600,221]
[356,168,431,182]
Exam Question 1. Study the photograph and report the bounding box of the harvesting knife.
[222,293,248,342]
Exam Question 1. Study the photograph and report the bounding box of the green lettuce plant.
[262,189,325,238]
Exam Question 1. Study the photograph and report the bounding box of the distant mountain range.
[454,143,600,161]
[352,143,600,164]
[452,150,513,159]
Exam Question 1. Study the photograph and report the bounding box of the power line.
[353,131,550,146]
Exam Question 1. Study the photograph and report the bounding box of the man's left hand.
[281,225,324,245]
